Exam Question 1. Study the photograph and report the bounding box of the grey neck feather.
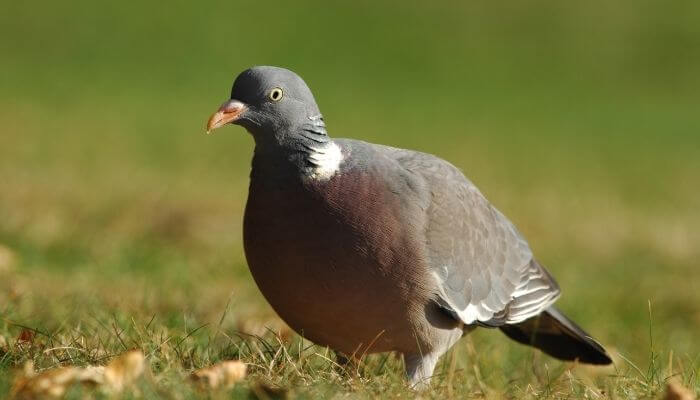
[298,114,329,144]
[250,114,335,182]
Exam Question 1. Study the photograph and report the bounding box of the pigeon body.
[206,66,612,387]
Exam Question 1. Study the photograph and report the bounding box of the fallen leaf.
[664,379,697,400]
[17,329,35,344]
[237,316,293,341]
[23,361,35,377]
[191,360,247,389]
[78,366,106,385]
[10,350,146,399]
[12,366,82,399]
[103,349,146,392]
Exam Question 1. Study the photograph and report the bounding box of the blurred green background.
[1,0,699,394]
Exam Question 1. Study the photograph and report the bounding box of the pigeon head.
[206,66,327,146]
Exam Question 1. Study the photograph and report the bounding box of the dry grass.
[1,147,699,398]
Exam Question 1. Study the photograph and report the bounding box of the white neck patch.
[307,141,343,180]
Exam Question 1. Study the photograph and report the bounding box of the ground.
[1,1,699,398]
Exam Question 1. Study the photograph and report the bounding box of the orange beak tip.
[205,101,246,134]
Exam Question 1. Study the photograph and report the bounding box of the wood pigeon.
[205,66,612,387]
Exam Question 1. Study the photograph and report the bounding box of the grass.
[1,0,699,398]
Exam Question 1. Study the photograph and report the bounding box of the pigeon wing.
[386,146,561,326]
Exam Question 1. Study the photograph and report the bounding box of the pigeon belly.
[243,168,439,355]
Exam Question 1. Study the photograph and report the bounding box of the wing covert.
[388,147,560,325]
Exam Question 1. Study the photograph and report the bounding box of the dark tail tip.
[500,306,612,365]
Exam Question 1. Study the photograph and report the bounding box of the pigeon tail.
[499,306,612,365]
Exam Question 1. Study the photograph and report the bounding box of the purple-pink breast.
[243,166,434,354]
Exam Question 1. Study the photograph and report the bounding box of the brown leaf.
[103,349,146,392]
[10,350,146,399]
[237,316,293,341]
[664,379,697,400]
[22,361,35,378]
[191,360,247,389]
[12,366,82,399]
[17,329,35,344]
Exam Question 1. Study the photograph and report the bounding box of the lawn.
[1,1,699,398]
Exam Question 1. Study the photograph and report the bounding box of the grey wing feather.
[383,145,560,325]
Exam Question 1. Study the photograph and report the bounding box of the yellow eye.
[269,87,284,101]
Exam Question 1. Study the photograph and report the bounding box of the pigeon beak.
[206,100,247,134]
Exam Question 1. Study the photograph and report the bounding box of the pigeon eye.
[269,87,284,102]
